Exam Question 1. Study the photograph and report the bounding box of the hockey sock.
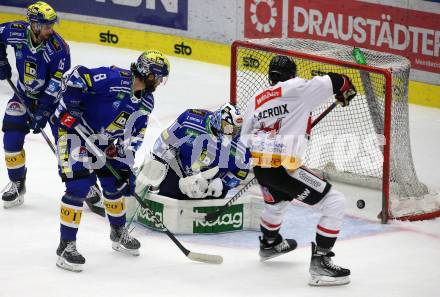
[60,195,84,241]
[103,195,126,226]
[315,233,337,250]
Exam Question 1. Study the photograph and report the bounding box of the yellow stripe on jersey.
[60,203,83,228]
[5,150,26,170]
[103,197,126,217]
[251,151,302,171]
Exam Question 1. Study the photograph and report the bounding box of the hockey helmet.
[27,1,58,25]
[133,50,170,84]
[268,55,297,86]
[210,103,243,136]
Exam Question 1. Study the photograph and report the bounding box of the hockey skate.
[110,224,141,256]
[2,175,26,209]
[259,234,297,261]
[85,185,106,217]
[309,242,350,286]
[56,240,86,272]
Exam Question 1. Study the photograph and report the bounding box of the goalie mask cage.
[230,39,440,223]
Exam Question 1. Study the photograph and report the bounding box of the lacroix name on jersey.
[255,87,282,108]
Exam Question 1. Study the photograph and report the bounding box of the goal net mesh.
[232,38,440,220]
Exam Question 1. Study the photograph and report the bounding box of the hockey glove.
[0,59,11,80]
[116,168,136,197]
[335,75,357,107]
[179,167,219,199]
[30,107,51,134]
[205,178,223,198]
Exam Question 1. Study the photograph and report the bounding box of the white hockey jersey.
[241,75,334,170]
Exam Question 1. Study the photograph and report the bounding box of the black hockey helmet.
[268,55,297,86]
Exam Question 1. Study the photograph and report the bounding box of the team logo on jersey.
[24,61,37,85]
[255,87,282,108]
[112,101,121,110]
[258,118,282,137]
[257,104,289,120]
[106,111,131,132]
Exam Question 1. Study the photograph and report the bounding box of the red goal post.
[230,39,440,223]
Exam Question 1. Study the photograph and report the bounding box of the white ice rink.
[0,41,439,297]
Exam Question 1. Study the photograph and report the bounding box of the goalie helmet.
[132,50,170,83]
[27,1,58,25]
[268,55,297,86]
[210,103,243,136]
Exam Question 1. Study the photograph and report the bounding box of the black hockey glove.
[116,168,136,196]
[335,74,357,107]
[30,106,51,134]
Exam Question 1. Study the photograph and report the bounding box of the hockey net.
[230,39,440,222]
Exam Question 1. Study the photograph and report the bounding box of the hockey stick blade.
[187,252,223,264]
[85,199,106,217]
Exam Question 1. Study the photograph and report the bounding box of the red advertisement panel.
[244,0,283,38]
[288,0,440,74]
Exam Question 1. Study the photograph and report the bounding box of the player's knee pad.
[316,189,346,236]
[65,178,94,201]
[99,176,121,199]
[261,200,290,228]
[320,189,346,220]
[3,131,26,151]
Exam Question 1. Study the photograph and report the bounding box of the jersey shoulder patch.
[46,33,70,55]
[10,22,27,30]
[188,109,208,117]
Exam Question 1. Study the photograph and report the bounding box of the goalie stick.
[6,79,106,217]
[74,126,223,265]
[203,101,338,222]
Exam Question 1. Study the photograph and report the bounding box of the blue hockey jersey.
[0,21,70,107]
[153,108,251,191]
[56,65,154,163]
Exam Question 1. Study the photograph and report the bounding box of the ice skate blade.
[308,275,350,286]
[112,242,140,256]
[3,195,24,209]
[56,257,83,272]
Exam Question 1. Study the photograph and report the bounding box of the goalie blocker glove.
[327,73,357,107]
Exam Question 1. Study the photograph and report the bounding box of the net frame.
[230,39,440,223]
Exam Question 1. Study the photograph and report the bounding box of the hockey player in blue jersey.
[52,50,170,272]
[0,2,70,208]
[136,103,250,201]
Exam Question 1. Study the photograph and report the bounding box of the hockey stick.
[6,79,106,217]
[203,101,338,222]
[74,126,223,265]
